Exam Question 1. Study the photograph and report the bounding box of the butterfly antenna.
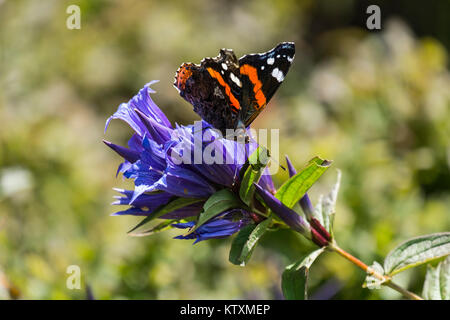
[270,155,286,171]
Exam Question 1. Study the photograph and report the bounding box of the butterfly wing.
[238,42,295,127]
[200,49,242,115]
[174,49,243,135]
[174,42,295,135]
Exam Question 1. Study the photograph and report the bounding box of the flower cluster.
[104,81,331,247]
[104,81,274,242]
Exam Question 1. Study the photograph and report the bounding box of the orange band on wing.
[206,67,240,112]
[239,64,266,109]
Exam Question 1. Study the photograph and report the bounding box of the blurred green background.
[0,0,449,299]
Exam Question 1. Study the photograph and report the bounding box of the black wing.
[238,42,295,126]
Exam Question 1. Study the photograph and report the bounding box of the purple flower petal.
[127,134,144,153]
[111,189,203,219]
[105,82,266,242]
[173,209,250,243]
[112,188,172,207]
[134,108,173,145]
[155,160,216,198]
[166,125,242,187]
[258,167,276,194]
[105,82,172,137]
[123,137,168,202]
[160,202,204,219]
[254,183,311,238]
[103,140,139,163]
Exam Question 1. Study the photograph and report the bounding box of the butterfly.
[173,42,295,142]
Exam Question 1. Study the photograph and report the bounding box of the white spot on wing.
[287,55,294,63]
[267,57,274,65]
[221,63,228,70]
[271,68,284,82]
[230,73,242,87]
[214,86,224,98]
[261,66,265,70]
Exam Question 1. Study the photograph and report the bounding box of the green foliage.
[128,197,204,233]
[189,189,242,234]
[229,225,256,266]
[422,256,450,300]
[363,261,386,289]
[275,157,332,209]
[384,233,450,276]
[313,170,341,234]
[129,219,178,237]
[0,0,449,300]
[229,218,272,266]
[281,248,325,300]
[239,147,270,207]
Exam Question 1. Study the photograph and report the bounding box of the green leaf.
[128,219,177,237]
[276,157,332,209]
[187,189,243,235]
[239,147,270,206]
[384,232,450,276]
[422,256,450,300]
[229,217,272,266]
[282,248,325,300]
[313,169,341,234]
[229,224,256,265]
[128,197,204,233]
[363,261,386,289]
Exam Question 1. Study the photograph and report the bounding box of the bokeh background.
[0,0,449,299]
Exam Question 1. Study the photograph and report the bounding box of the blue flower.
[253,183,312,238]
[104,81,275,242]
[172,209,251,243]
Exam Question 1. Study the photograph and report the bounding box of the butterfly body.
[174,42,295,139]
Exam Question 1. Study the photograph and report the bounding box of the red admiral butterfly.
[174,42,295,142]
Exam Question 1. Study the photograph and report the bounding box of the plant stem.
[329,243,423,300]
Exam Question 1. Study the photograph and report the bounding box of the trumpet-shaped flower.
[104,81,275,242]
